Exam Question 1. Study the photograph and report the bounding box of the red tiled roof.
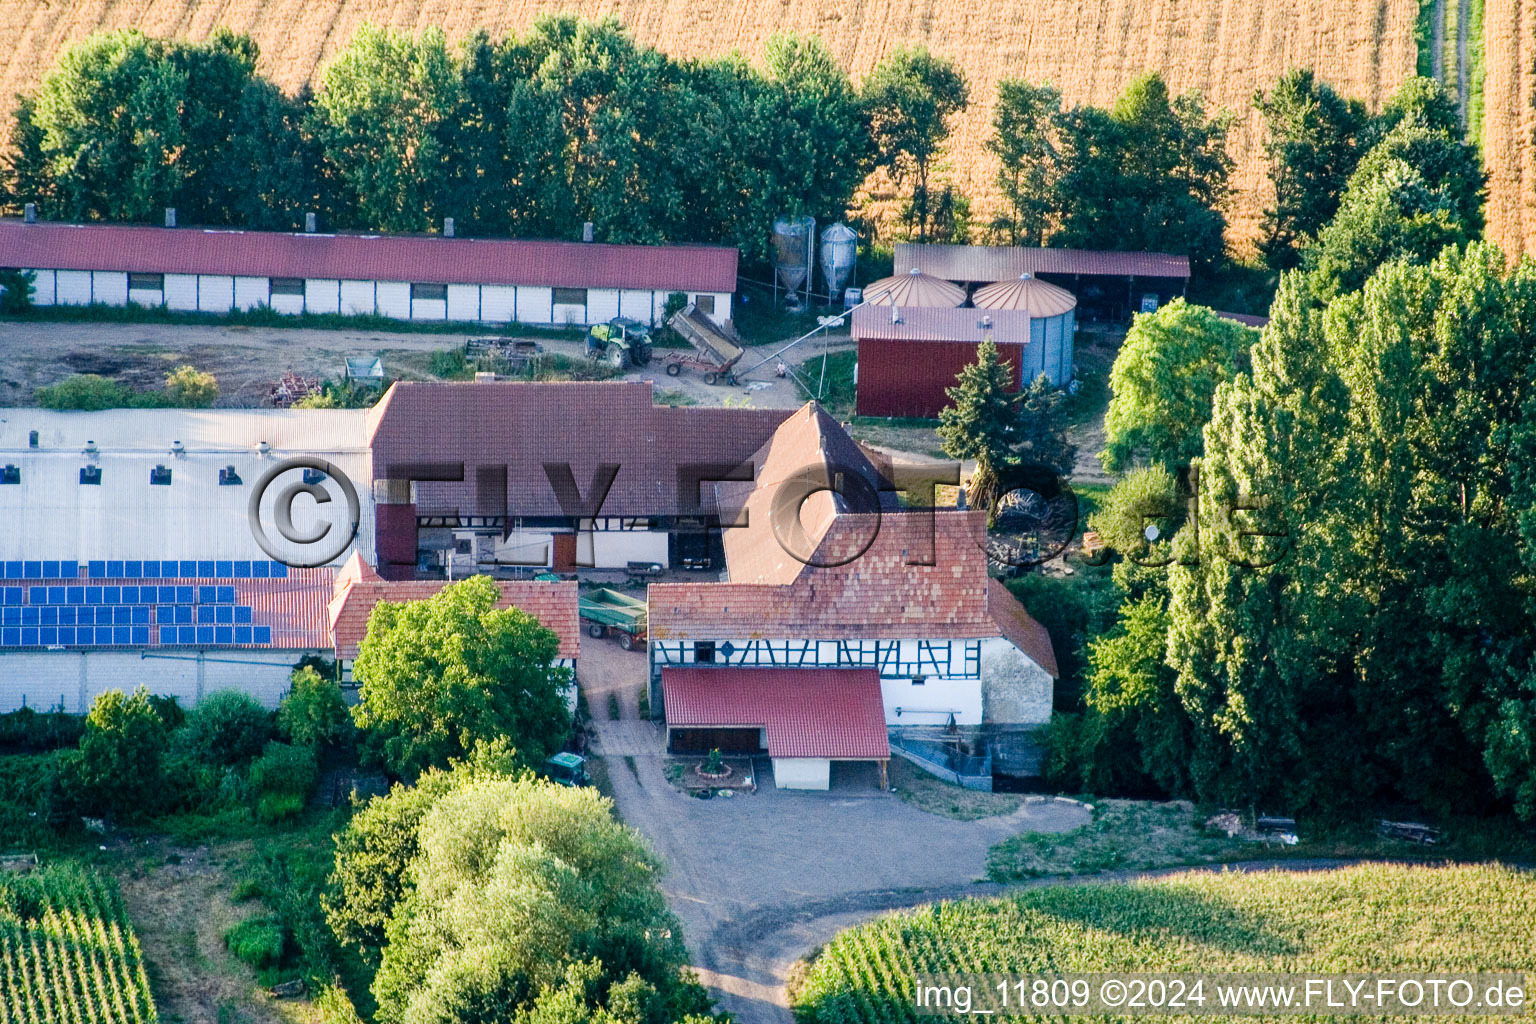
[0,219,738,292]
[1214,310,1269,328]
[327,569,579,660]
[851,305,1034,343]
[896,242,1191,281]
[233,569,335,649]
[662,667,890,759]
[367,381,791,518]
[987,578,1058,678]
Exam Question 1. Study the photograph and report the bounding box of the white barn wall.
[376,282,410,319]
[198,275,234,313]
[411,297,447,321]
[0,650,318,713]
[446,285,479,322]
[93,272,127,306]
[617,290,652,322]
[517,287,553,324]
[28,270,56,306]
[552,301,585,325]
[270,291,304,315]
[56,271,92,305]
[234,277,267,311]
[164,274,199,311]
[773,758,830,789]
[128,286,162,308]
[481,285,516,322]
[587,289,620,323]
[305,279,341,315]
[979,636,1052,725]
[340,280,374,315]
[588,529,668,568]
[880,672,983,727]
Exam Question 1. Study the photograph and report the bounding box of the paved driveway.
[579,645,1089,1023]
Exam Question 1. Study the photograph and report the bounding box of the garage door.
[669,727,761,754]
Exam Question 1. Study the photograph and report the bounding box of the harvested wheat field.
[0,0,1429,249]
[1482,0,1536,258]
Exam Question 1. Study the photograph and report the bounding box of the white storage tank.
[971,272,1077,384]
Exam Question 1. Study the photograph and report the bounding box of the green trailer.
[579,588,648,651]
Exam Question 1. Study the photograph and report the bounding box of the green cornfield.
[0,863,157,1024]
[792,863,1536,1023]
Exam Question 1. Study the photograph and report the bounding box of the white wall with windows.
[20,268,732,327]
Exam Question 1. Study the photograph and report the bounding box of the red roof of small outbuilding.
[662,667,891,760]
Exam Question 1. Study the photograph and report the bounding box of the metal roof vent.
[443,217,455,238]
[164,207,177,228]
[304,212,317,233]
[891,303,903,324]
[170,440,185,456]
[23,203,36,224]
[258,441,272,455]
[582,222,594,243]
[83,440,98,457]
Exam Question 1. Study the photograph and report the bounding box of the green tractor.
[584,317,653,370]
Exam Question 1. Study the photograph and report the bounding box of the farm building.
[0,218,737,327]
[647,403,1057,790]
[851,282,1075,418]
[367,380,792,577]
[894,243,1189,322]
[0,409,374,712]
[326,551,579,704]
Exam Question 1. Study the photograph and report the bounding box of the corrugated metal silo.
[972,272,1077,384]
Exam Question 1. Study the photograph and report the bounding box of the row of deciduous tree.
[1065,76,1536,822]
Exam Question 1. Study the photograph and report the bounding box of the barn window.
[149,465,172,486]
[411,283,447,301]
[693,294,715,315]
[79,467,101,485]
[552,287,587,307]
[269,277,305,296]
[0,465,18,485]
[693,641,716,664]
[128,273,164,291]
[911,675,927,686]
[218,466,241,486]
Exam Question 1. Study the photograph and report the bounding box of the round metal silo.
[972,273,1078,384]
[819,222,858,302]
[772,215,816,309]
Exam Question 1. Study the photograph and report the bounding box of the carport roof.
[663,667,890,760]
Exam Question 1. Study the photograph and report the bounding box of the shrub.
[35,374,137,411]
[0,270,34,314]
[182,690,272,766]
[256,791,306,823]
[60,687,169,818]
[162,365,219,407]
[277,666,351,749]
[224,916,285,970]
[249,741,319,803]
[0,707,85,752]
[428,348,469,378]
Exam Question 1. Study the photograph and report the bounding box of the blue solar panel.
[234,561,252,578]
[40,627,56,645]
[3,589,17,606]
[106,561,123,578]
[23,561,41,578]
[88,561,105,578]
[112,607,129,625]
[132,626,149,644]
[179,626,196,644]
[132,607,149,624]
[198,586,216,604]
[176,586,194,604]
[120,586,136,604]
[254,626,272,644]
[3,628,17,646]
[234,606,252,624]
[75,608,92,625]
[155,607,172,624]
[103,587,120,604]
[61,561,78,579]
[175,606,192,625]
[28,587,44,604]
[111,626,127,644]
[41,608,56,625]
[158,627,173,645]
[125,561,142,578]
[270,562,288,578]
[234,626,252,644]
[141,561,159,579]
[42,561,59,579]
[21,608,37,626]
[215,560,233,577]
[21,628,37,645]
[214,626,232,644]
[251,561,269,578]
[67,587,83,604]
[215,606,233,624]
[217,586,235,604]
[1,610,16,626]
[179,560,196,578]
[197,560,215,578]
[196,625,214,644]
[57,627,74,644]
[155,586,173,603]
[47,587,64,604]
[5,562,21,579]
[58,608,75,625]
[197,606,214,624]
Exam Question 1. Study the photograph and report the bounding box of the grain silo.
[862,267,966,308]
[972,273,1077,384]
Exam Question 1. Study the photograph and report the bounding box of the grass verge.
[887,756,1023,820]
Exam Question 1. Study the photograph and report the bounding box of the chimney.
[582,222,594,243]
[164,207,177,229]
[304,212,317,233]
[474,371,497,383]
[443,217,455,238]
[23,203,36,224]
